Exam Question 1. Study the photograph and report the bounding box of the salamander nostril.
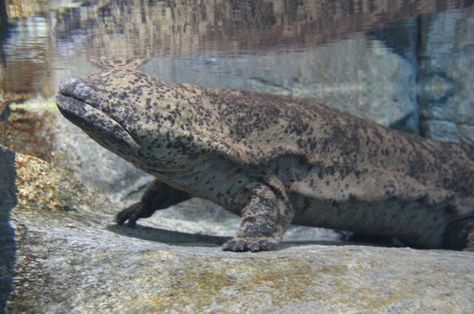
[58,77,95,102]
[58,77,81,95]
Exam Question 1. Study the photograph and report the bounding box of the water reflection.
[52,0,474,56]
[1,0,474,143]
[2,0,473,94]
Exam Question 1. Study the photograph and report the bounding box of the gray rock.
[419,7,474,144]
[7,153,474,313]
[420,120,461,144]
[0,146,16,311]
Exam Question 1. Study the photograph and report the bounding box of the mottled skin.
[56,68,474,252]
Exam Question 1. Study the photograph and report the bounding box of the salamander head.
[56,69,201,173]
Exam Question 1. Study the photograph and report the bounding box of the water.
[1,0,474,143]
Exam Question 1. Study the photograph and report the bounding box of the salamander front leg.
[223,183,294,252]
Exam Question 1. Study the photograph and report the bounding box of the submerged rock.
[5,151,474,313]
[419,7,474,144]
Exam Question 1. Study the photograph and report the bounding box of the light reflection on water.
[1,0,474,143]
[5,17,49,59]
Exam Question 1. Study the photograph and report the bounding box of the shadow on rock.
[107,224,230,247]
[107,224,387,250]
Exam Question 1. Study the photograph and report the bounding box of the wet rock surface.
[6,151,474,313]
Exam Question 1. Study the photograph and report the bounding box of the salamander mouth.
[56,79,141,150]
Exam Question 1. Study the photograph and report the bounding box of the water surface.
[1,0,474,143]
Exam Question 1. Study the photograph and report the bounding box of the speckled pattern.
[56,67,474,252]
